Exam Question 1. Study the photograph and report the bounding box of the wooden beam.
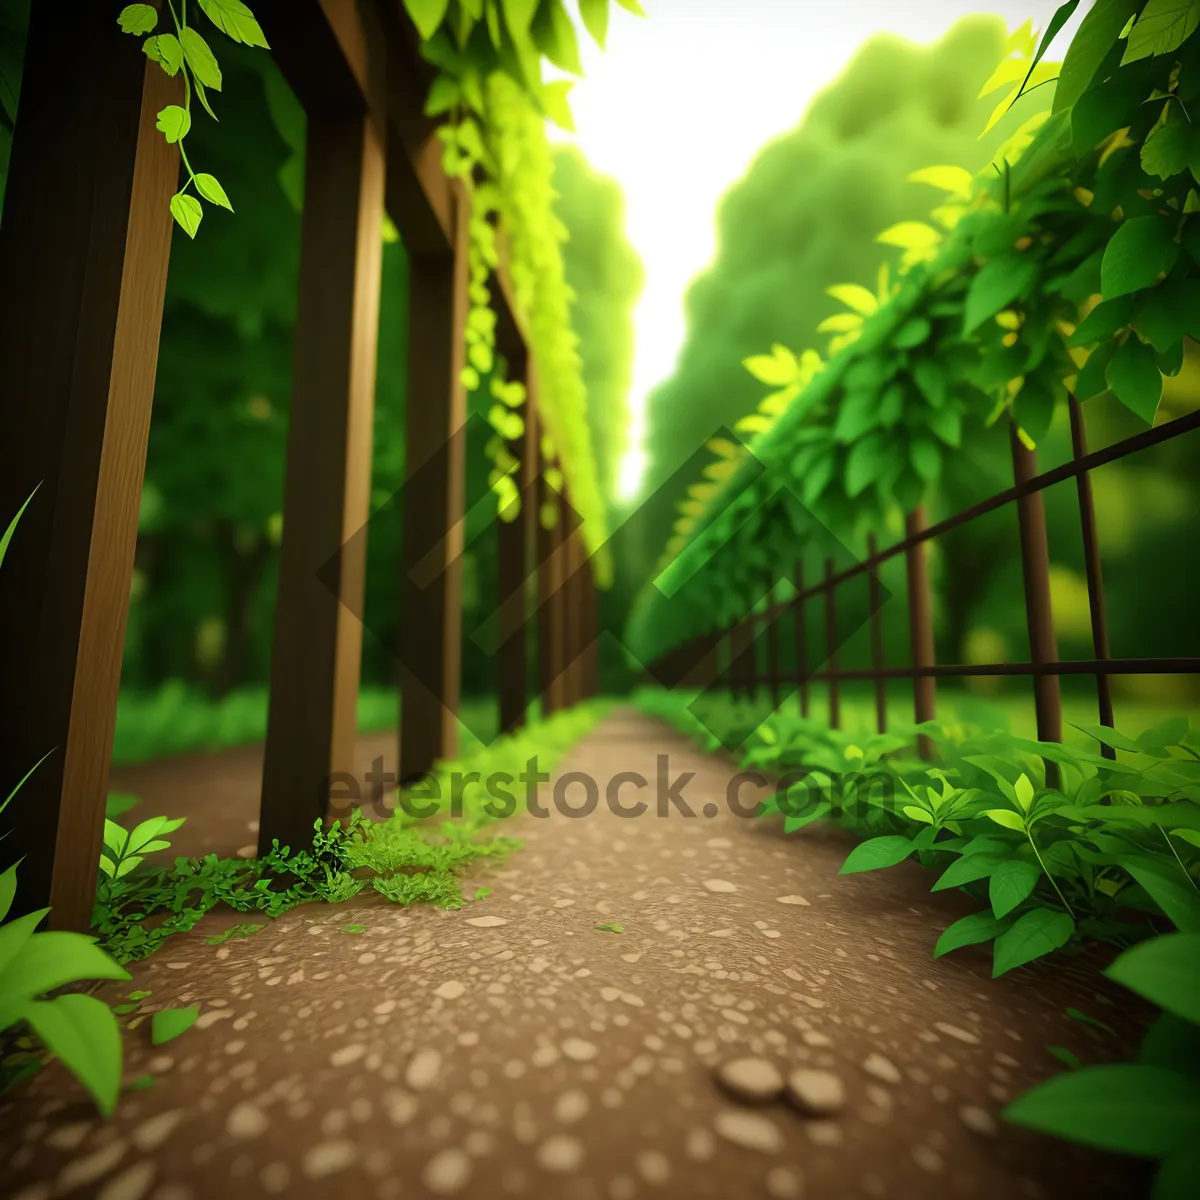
[495,309,532,735]
[259,110,387,852]
[398,185,471,783]
[0,8,180,929]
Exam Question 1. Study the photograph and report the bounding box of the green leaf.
[964,256,1039,334]
[1139,716,1190,751]
[578,0,608,48]
[502,0,539,34]
[934,911,1009,957]
[1101,217,1181,299]
[912,360,946,407]
[992,908,1075,976]
[118,4,158,35]
[892,316,931,349]
[193,77,219,122]
[539,79,575,132]
[1134,279,1200,353]
[0,863,17,924]
[1106,933,1200,1022]
[196,0,270,49]
[151,1004,200,1045]
[531,0,583,75]
[143,33,184,76]
[23,994,123,1115]
[594,923,625,933]
[405,0,451,40]
[839,835,916,874]
[1054,0,1140,113]
[0,932,130,1000]
[1123,0,1200,64]
[170,193,203,239]
[194,173,233,211]
[989,859,1042,919]
[931,853,1007,892]
[1142,119,1193,179]
[1014,380,1057,444]
[985,808,1026,832]
[1013,2,1080,106]
[1069,296,1138,347]
[344,924,366,933]
[845,434,888,499]
[1075,338,1117,400]
[1072,721,1143,752]
[1014,774,1034,811]
[179,27,223,91]
[155,104,190,145]
[926,404,962,447]
[0,907,50,976]
[1106,334,1163,423]
[1121,859,1200,933]
[1003,1063,1200,1156]
[614,0,646,12]
[0,484,38,575]
[909,437,941,482]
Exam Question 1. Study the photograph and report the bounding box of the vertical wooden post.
[1011,424,1063,745]
[824,557,840,730]
[904,507,937,758]
[397,185,471,782]
[260,108,386,847]
[765,576,782,711]
[496,358,535,735]
[0,9,180,928]
[538,459,566,716]
[1069,396,1115,758]
[867,532,887,734]
[581,553,598,699]
[559,491,580,708]
[793,563,809,718]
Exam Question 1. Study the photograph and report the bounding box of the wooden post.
[765,576,782,711]
[824,557,840,729]
[260,107,386,848]
[1069,396,1115,758]
[397,185,471,783]
[495,358,535,735]
[1011,424,1063,744]
[793,563,809,717]
[904,507,937,759]
[0,9,180,928]
[538,455,566,716]
[867,532,887,734]
[559,491,580,709]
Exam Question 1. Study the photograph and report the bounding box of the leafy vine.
[631,0,1200,661]
[118,2,268,237]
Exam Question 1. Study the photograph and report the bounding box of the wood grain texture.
[0,5,180,928]
[259,112,386,852]
[1011,427,1063,745]
[398,185,471,783]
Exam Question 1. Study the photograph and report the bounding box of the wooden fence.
[671,400,1200,755]
[0,0,598,931]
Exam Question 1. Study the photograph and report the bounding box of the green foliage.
[629,7,1200,665]
[118,1,268,236]
[150,1004,199,1044]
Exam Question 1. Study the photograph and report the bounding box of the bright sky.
[546,0,1090,500]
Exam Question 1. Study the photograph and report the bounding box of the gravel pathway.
[0,709,1151,1199]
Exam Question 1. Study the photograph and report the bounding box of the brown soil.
[1,709,1152,1200]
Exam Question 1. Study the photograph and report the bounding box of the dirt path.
[2,710,1151,1200]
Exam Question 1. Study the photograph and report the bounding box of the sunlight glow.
[547,0,1090,500]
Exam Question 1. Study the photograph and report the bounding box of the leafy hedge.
[640,683,1200,1191]
[628,1,1200,661]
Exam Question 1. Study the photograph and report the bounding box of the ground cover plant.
[92,700,609,966]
